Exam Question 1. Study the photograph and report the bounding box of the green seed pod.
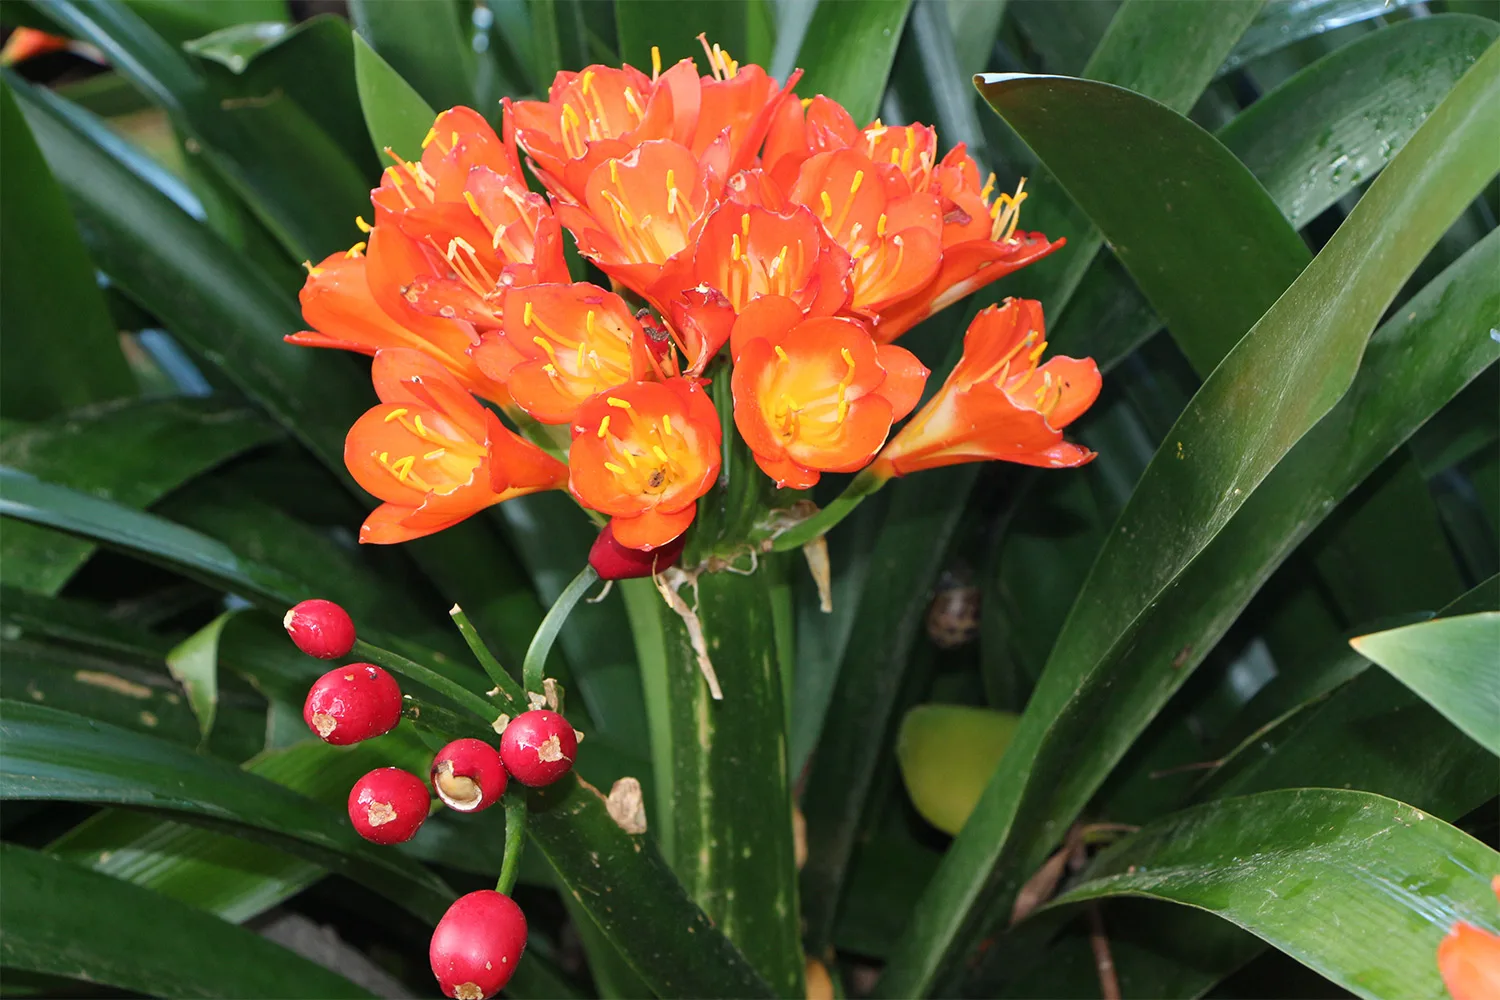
[896,704,1021,835]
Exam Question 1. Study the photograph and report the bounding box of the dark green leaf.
[11,76,369,476]
[122,0,289,46]
[0,842,370,999]
[615,0,767,72]
[0,397,279,596]
[1047,789,1500,1000]
[791,0,914,124]
[350,0,476,112]
[0,81,134,421]
[880,44,1500,991]
[1220,0,1426,76]
[526,773,776,999]
[1350,613,1500,756]
[0,699,454,924]
[181,20,293,73]
[352,30,437,162]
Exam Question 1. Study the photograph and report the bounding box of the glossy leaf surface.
[791,0,914,124]
[349,0,475,112]
[1048,789,1500,1000]
[1350,613,1500,756]
[0,842,370,999]
[882,42,1500,997]
[351,30,436,162]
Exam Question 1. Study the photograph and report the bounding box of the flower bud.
[430,890,527,999]
[283,599,356,659]
[499,710,577,787]
[431,738,507,813]
[588,521,687,580]
[348,767,430,844]
[303,663,402,745]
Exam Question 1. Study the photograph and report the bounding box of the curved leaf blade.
[349,0,475,113]
[0,842,370,999]
[1047,789,1500,1000]
[882,41,1500,996]
[351,30,436,162]
[0,81,133,421]
[1350,613,1500,756]
[0,699,454,924]
[790,0,914,124]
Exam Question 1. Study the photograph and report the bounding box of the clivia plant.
[1,3,1497,1000]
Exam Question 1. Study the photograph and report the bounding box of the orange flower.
[0,27,71,65]
[568,378,721,549]
[869,149,1063,342]
[663,203,852,372]
[287,240,509,406]
[762,95,861,192]
[871,298,1099,477]
[507,61,689,204]
[369,108,569,329]
[556,138,729,306]
[344,349,567,544]
[470,282,657,424]
[730,297,926,489]
[1439,876,1500,1000]
[787,148,944,318]
[684,39,801,173]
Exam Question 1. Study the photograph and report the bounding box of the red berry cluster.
[284,599,579,999]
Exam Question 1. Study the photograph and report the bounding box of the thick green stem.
[351,638,505,723]
[495,792,528,896]
[522,565,598,694]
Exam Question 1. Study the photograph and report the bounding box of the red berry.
[431,738,507,813]
[303,663,402,745]
[499,710,577,787]
[284,599,356,659]
[430,890,527,999]
[588,521,686,580]
[348,767,429,844]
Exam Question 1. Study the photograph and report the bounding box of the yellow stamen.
[523,302,534,326]
[741,212,751,237]
[597,415,611,438]
[876,213,887,237]
[623,449,638,468]
[355,215,372,233]
[421,126,437,149]
[302,261,324,277]
[651,45,661,79]
[850,170,864,195]
[661,414,673,435]
[424,448,446,460]
[652,445,670,463]
[774,345,789,363]
[605,461,627,475]
[581,69,595,95]
[384,408,408,422]
[606,396,633,409]
[666,169,679,214]
[533,336,559,364]
[413,414,429,437]
[731,233,742,261]
[820,191,833,219]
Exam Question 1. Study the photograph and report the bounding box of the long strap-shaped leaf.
[879,39,1500,998]
[799,0,1266,956]
[0,842,372,999]
[1044,789,1500,1000]
[0,699,455,924]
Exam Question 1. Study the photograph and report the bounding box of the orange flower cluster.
[290,40,1099,551]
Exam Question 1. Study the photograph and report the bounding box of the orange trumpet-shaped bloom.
[663,203,852,373]
[287,242,509,406]
[1439,877,1500,1000]
[507,61,688,204]
[870,148,1063,342]
[685,40,802,173]
[788,148,944,318]
[871,298,1099,477]
[369,109,569,330]
[345,349,567,544]
[568,378,721,550]
[557,138,729,305]
[470,282,656,425]
[730,297,927,489]
[764,99,938,198]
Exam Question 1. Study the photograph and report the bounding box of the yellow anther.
[801,96,814,109]
[651,45,661,79]
[563,104,581,127]
[533,336,559,363]
[731,233,742,261]
[609,160,619,185]
[355,215,372,233]
[876,213,887,237]
[666,169,679,213]
[840,347,856,369]
[542,363,559,377]
[597,415,611,438]
[852,245,870,260]
[581,69,595,95]
[769,245,788,275]
[384,408,409,422]
[345,241,366,257]
[661,414,673,435]
[452,236,477,255]
[850,170,864,195]
[606,396,633,409]
[524,301,535,326]
[379,451,389,464]
[576,341,586,370]
[623,449,638,468]
[820,191,834,219]
[463,190,483,217]
[413,414,429,437]
[451,131,458,147]
[422,126,437,149]
[391,455,415,482]
[1027,339,1048,364]
[741,212,751,237]
[652,445,670,463]
[605,461,627,475]
[774,345,789,363]
[586,310,597,338]
[302,261,324,277]
[424,448,446,460]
